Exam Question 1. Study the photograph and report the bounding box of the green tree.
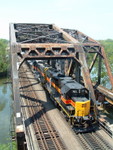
[0,39,8,73]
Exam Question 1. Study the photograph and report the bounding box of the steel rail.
[19,66,66,150]
[76,132,113,150]
[20,75,50,150]
[20,72,59,149]
[91,132,112,149]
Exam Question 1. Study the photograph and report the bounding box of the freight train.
[27,60,97,133]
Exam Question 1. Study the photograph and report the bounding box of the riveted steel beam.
[9,24,23,133]
[53,24,79,44]
[89,53,98,72]
[101,47,113,89]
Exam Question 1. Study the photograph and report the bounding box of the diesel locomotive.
[27,60,97,133]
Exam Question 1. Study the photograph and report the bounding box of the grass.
[0,141,17,150]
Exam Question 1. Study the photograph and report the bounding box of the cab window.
[70,90,79,97]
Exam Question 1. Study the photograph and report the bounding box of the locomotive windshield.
[70,89,88,98]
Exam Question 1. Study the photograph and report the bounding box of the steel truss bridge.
[10,23,113,149]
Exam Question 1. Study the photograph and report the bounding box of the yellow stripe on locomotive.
[75,100,90,117]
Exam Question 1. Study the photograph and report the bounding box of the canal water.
[0,78,13,149]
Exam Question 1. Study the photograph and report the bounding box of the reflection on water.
[0,78,13,144]
[0,101,6,112]
[2,84,7,94]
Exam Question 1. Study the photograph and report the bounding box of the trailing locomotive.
[28,60,97,133]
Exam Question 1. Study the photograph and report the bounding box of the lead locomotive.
[27,60,97,133]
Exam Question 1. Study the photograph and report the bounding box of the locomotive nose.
[75,100,90,117]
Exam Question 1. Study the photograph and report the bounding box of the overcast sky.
[0,0,113,40]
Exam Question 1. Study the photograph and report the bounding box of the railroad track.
[19,66,66,150]
[76,132,113,150]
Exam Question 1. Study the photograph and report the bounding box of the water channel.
[0,78,14,149]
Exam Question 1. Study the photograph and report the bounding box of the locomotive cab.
[65,88,90,117]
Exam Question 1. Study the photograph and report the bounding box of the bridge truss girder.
[10,23,113,137]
